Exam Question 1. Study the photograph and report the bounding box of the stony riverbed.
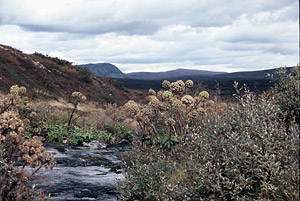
[30,142,128,201]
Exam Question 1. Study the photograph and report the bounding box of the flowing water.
[30,142,127,201]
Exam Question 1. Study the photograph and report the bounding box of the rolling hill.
[0,44,139,105]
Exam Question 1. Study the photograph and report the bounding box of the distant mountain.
[77,63,227,80]
[214,68,292,80]
[127,69,226,80]
[77,62,293,82]
[77,63,127,79]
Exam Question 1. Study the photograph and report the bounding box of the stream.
[30,142,128,201]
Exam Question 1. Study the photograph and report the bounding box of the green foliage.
[46,124,67,142]
[109,78,126,91]
[272,66,300,128]
[119,147,176,200]
[68,126,99,145]
[156,131,179,150]
[46,124,101,145]
[106,122,132,142]
[76,67,93,83]
[99,130,115,145]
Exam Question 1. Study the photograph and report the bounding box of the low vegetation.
[25,93,133,146]
[0,63,298,200]
[118,67,299,200]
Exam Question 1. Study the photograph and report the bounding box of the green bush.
[46,124,67,142]
[34,52,72,65]
[109,79,126,91]
[76,67,93,83]
[105,122,132,142]
[272,66,300,129]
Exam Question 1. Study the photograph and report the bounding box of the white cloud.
[0,0,298,73]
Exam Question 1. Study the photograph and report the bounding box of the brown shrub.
[0,85,55,201]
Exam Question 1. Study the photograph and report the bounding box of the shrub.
[0,85,55,201]
[34,52,72,66]
[105,121,133,142]
[272,66,300,130]
[76,67,93,83]
[109,79,126,91]
[119,74,299,200]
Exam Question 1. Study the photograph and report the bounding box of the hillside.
[0,44,138,105]
[77,63,127,79]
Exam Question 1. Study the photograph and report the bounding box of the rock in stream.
[29,142,127,201]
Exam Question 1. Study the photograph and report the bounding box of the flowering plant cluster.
[124,80,213,147]
[0,85,55,201]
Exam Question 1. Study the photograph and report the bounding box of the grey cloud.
[263,46,298,55]
[0,0,297,36]
[18,20,159,35]
[0,0,297,73]
[225,34,276,44]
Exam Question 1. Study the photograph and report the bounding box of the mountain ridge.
[77,62,292,81]
[76,63,228,80]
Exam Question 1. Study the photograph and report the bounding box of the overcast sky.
[0,0,298,73]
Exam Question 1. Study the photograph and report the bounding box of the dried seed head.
[205,100,214,107]
[188,110,199,119]
[19,86,27,94]
[148,96,161,109]
[181,95,194,105]
[10,85,20,95]
[162,91,173,102]
[124,100,140,115]
[170,82,180,93]
[197,107,205,114]
[199,91,209,101]
[148,88,156,96]
[185,80,194,88]
[162,80,171,89]
[172,99,183,109]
